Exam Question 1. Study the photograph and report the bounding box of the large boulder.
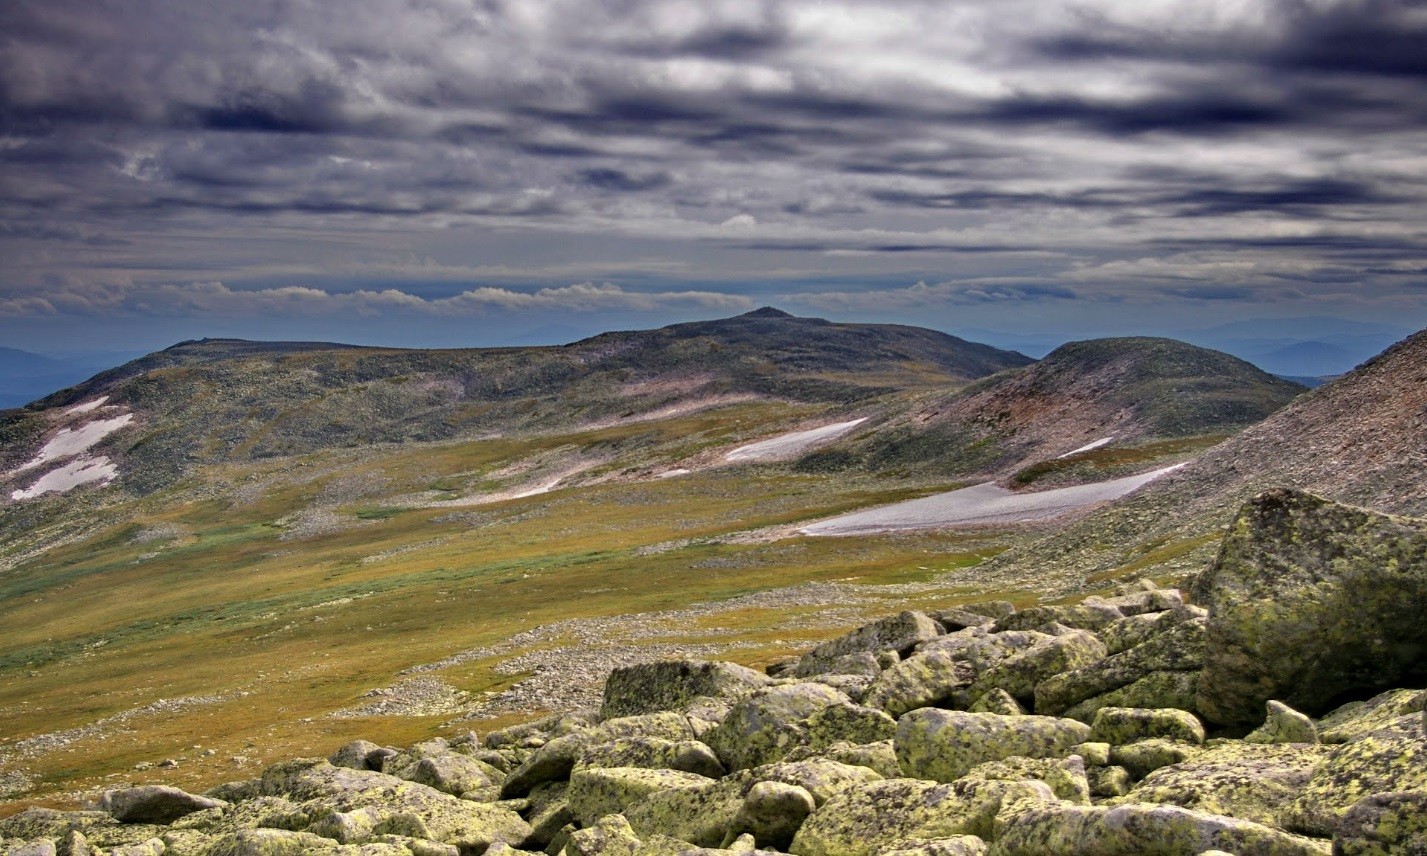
[567,767,715,827]
[966,631,1106,707]
[1191,489,1427,726]
[1332,790,1427,856]
[97,786,227,824]
[704,684,850,770]
[895,710,1091,783]
[989,802,1331,856]
[1285,715,1427,837]
[794,613,942,677]
[1110,742,1330,829]
[503,712,695,796]
[1034,619,1206,716]
[861,651,974,717]
[601,661,771,720]
[789,778,1055,856]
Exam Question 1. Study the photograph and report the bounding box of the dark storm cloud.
[2,0,1426,332]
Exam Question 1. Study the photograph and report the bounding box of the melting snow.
[801,463,1188,536]
[12,457,119,500]
[19,413,133,471]
[64,396,110,415]
[726,418,867,462]
[1058,437,1115,458]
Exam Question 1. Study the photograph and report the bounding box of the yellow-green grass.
[1009,434,1230,488]
[1,405,1025,813]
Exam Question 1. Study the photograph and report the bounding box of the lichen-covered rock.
[1071,742,1111,766]
[796,702,897,753]
[566,814,641,856]
[967,631,1107,707]
[929,608,996,632]
[794,613,942,678]
[623,761,879,847]
[484,711,597,751]
[1190,489,1427,726]
[199,828,349,855]
[1332,790,1427,856]
[256,758,532,851]
[1062,671,1201,723]
[1034,619,1206,716]
[915,630,1051,679]
[788,778,1055,856]
[576,738,726,779]
[992,602,1123,633]
[968,689,1024,716]
[1,841,58,856]
[861,651,974,718]
[728,781,816,849]
[96,786,227,825]
[989,801,1332,856]
[1090,707,1205,746]
[817,653,885,679]
[1093,588,1184,617]
[704,684,849,770]
[1089,766,1131,798]
[1109,739,1203,780]
[1318,689,1426,744]
[568,767,715,827]
[783,741,900,780]
[524,782,573,850]
[959,601,1017,621]
[960,756,1091,805]
[1111,742,1330,828]
[1099,605,1206,656]
[328,740,394,772]
[1246,701,1320,745]
[1286,715,1427,837]
[879,835,988,856]
[503,712,695,796]
[896,710,1091,783]
[601,662,771,720]
[389,753,506,801]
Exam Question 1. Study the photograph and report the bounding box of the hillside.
[984,327,1427,592]
[0,309,1031,497]
[794,337,1304,483]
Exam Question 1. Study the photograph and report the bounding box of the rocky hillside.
[3,488,1422,855]
[0,309,1031,496]
[794,338,1303,482]
[989,326,1427,589]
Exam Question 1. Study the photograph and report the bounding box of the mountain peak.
[738,306,795,320]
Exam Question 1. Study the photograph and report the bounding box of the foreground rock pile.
[3,488,1425,856]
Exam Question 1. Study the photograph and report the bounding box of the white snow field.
[800,463,1187,536]
[64,396,110,415]
[726,418,867,462]
[1058,436,1115,458]
[12,457,119,500]
[18,413,134,471]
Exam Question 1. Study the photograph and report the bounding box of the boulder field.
[2,488,1424,856]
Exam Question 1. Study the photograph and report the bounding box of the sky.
[3,0,1426,358]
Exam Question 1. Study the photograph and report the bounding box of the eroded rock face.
[1192,488,1427,726]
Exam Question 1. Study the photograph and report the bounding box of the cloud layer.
[2,0,1425,344]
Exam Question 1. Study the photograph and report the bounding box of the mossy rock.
[1285,715,1427,837]
[1108,739,1203,780]
[788,778,1054,856]
[602,661,771,720]
[568,767,716,827]
[1332,790,1427,856]
[1062,671,1200,724]
[1191,489,1427,726]
[705,683,850,770]
[1090,707,1205,746]
[1110,741,1330,828]
[989,801,1331,856]
[1245,701,1319,745]
[966,630,1107,707]
[1318,689,1426,744]
[1034,619,1205,716]
[794,612,942,678]
[960,755,1091,805]
[576,738,725,779]
[895,710,1091,783]
[862,650,974,717]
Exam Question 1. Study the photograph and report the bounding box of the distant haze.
[2,1,1425,356]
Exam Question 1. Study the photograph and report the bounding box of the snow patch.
[19,413,133,471]
[801,463,1188,536]
[726,418,867,462]
[657,468,691,479]
[12,457,119,500]
[1058,436,1115,458]
[64,396,110,415]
